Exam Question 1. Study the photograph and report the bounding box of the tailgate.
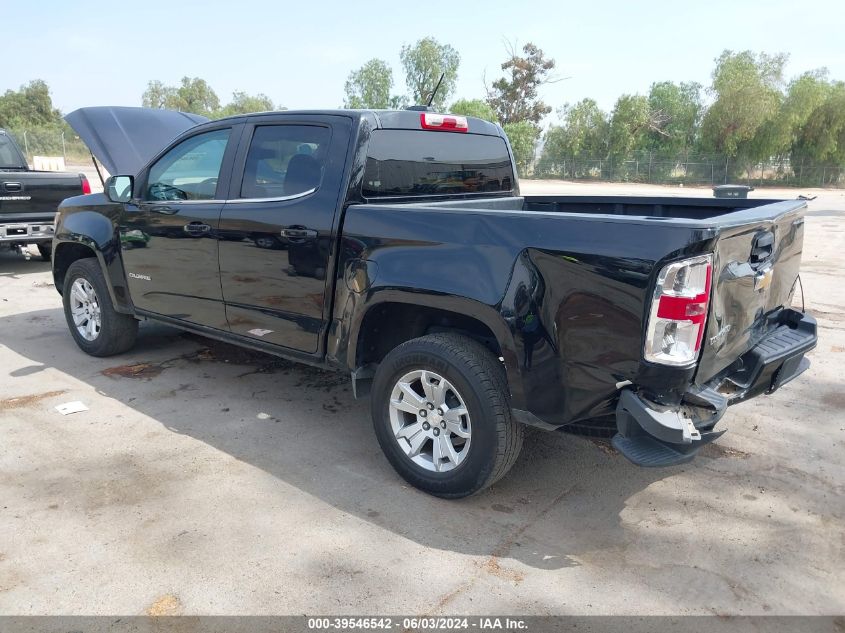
[696,200,807,384]
[0,172,83,222]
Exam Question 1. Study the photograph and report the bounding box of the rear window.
[362,130,514,198]
[0,132,26,169]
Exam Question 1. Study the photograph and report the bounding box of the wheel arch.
[53,238,134,315]
[346,292,524,408]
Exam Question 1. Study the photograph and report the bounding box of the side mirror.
[106,175,134,203]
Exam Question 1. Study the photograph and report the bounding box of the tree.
[171,77,220,116]
[142,77,220,116]
[449,98,497,123]
[645,81,702,156]
[503,121,539,176]
[0,80,61,128]
[699,50,787,163]
[141,80,176,109]
[218,91,276,116]
[344,59,394,109]
[607,94,651,161]
[400,37,460,110]
[752,69,832,163]
[547,99,608,156]
[486,42,556,126]
[792,80,845,174]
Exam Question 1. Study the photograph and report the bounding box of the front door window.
[146,128,230,201]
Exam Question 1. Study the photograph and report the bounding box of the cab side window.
[240,125,331,199]
[146,128,230,201]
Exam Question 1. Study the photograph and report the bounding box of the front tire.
[371,333,523,498]
[62,258,138,357]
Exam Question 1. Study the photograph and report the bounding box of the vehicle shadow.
[0,248,51,278]
[2,308,676,572]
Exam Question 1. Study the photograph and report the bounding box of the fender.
[330,280,526,410]
[53,196,134,314]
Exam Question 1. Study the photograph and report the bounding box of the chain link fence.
[534,151,845,188]
[7,127,91,167]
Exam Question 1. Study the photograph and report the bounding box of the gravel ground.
[0,181,842,616]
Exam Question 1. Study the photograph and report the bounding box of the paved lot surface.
[0,182,843,615]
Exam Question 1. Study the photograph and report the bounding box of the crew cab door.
[120,124,240,330]
[217,115,351,354]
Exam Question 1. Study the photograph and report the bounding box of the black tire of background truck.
[371,332,523,498]
[37,244,51,261]
[62,258,138,357]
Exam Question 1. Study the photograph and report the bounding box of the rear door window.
[362,130,514,198]
[240,125,331,199]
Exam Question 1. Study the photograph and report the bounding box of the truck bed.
[407,194,803,224]
[343,192,807,427]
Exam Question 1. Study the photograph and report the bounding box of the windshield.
[0,132,27,169]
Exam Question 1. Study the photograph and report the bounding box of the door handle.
[281,227,318,241]
[183,221,211,236]
[3,182,22,192]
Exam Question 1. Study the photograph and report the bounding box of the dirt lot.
[0,181,843,615]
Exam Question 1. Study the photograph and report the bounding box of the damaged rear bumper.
[612,309,817,467]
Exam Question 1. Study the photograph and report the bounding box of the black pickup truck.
[53,106,817,497]
[0,128,90,260]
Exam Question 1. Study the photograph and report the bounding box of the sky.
[3,0,844,125]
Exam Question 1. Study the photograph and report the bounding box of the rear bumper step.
[0,222,54,243]
[722,309,817,404]
[612,429,725,467]
[613,309,816,467]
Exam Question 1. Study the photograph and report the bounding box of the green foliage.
[143,79,281,118]
[607,94,651,161]
[140,80,174,109]
[793,80,845,170]
[503,121,539,176]
[539,99,607,175]
[699,50,787,162]
[645,81,702,156]
[0,81,88,163]
[217,91,276,117]
[449,99,497,123]
[344,59,395,109]
[400,37,460,110]
[487,43,555,126]
[0,80,61,128]
[142,77,220,117]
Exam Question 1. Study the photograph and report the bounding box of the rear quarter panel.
[335,203,719,426]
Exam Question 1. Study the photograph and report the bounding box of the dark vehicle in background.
[52,107,816,497]
[0,128,90,260]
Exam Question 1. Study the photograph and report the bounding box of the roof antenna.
[426,73,445,108]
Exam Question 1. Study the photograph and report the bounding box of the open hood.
[64,106,208,176]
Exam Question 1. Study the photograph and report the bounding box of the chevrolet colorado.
[0,128,90,260]
[53,106,817,497]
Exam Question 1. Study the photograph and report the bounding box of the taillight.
[80,173,92,195]
[644,254,713,366]
[420,112,468,133]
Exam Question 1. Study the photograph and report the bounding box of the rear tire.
[37,244,52,262]
[371,333,523,498]
[62,258,138,357]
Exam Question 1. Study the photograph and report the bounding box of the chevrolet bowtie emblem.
[754,268,773,291]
